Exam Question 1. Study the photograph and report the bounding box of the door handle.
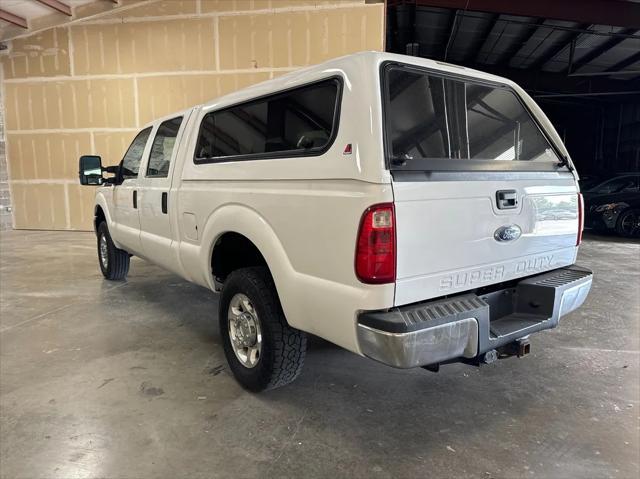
[133,190,137,209]
[496,190,517,210]
[161,192,168,214]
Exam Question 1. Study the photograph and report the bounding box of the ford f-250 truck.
[79,52,593,391]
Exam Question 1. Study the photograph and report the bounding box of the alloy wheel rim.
[621,211,640,236]
[228,293,262,368]
[99,234,109,269]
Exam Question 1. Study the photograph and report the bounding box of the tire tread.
[220,267,306,391]
[97,222,130,280]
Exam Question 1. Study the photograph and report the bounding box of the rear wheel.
[97,222,130,280]
[219,267,307,392]
[616,208,640,238]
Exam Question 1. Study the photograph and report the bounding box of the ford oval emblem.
[494,224,522,242]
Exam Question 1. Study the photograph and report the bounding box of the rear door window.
[194,78,341,162]
[383,64,561,171]
[146,117,183,178]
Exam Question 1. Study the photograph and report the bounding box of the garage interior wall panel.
[136,72,271,124]
[0,0,384,231]
[7,132,92,180]
[5,79,137,131]
[70,20,217,75]
[2,28,71,80]
[97,0,199,19]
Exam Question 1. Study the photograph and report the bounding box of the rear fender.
[195,203,393,353]
[198,204,297,317]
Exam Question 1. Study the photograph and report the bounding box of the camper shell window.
[194,77,342,164]
[382,62,564,172]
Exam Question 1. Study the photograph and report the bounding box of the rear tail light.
[355,203,396,284]
[577,193,584,246]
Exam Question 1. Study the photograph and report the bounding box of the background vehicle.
[78,52,592,391]
[578,173,606,192]
[583,173,639,199]
[583,174,640,237]
[588,192,640,238]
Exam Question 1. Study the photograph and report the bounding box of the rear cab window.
[194,77,342,163]
[381,62,564,172]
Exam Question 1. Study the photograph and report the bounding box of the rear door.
[382,63,580,306]
[137,114,189,273]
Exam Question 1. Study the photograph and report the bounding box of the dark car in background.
[579,173,607,192]
[583,174,640,238]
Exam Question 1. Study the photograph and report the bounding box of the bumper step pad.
[357,266,593,368]
[360,293,488,334]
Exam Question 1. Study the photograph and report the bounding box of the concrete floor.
[0,230,638,479]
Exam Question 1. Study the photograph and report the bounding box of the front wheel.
[616,208,640,238]
[97,222,130,280]
[219,267,307,392]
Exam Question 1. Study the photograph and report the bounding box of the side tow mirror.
[79,155,104,185]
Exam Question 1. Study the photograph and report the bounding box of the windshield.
[383,64,561,171]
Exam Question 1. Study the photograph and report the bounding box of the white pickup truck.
[79,52,593,391]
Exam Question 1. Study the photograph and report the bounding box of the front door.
[112,127,152,256]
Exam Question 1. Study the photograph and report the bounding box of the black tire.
[615,208,640,238]
[219,267,307,392]
[97,221,130,280]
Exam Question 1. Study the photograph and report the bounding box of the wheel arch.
[94,205,106,233]
[199,204,295,297]
[211,232,268,286]
[94,191,125,249]
[94,192,114,229]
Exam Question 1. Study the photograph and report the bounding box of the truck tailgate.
[393,177,579,306]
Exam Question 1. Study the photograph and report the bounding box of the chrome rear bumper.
[357,265,593,369]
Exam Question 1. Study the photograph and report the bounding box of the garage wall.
[0,0,384,231]
[0,87,11,231]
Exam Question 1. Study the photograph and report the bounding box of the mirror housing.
[79,155,104,185]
